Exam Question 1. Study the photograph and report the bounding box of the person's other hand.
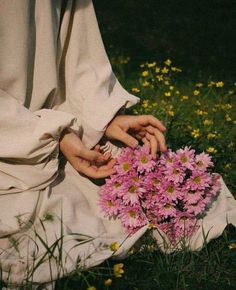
[105,115,167,157]
[59,129,116,178]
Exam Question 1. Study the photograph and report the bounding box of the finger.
[83,166,116,179]
[142,137,150,148]
[136,115,166,132]
[145,126,167,152]
[145,132,158,157]
[77,147,103,162]
[115,127,139,148]
[94,145,100,152]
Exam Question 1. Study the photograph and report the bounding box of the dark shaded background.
[93,0,236,79]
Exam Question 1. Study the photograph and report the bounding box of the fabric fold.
[0,89,81,194]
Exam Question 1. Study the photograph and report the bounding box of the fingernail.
[132,141,139,148]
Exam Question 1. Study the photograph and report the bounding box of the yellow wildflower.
[228,90,234,95]
[208,81,216,87]
[229,243,236,249]
[140,64,145,68]
[156,75,163,81]
[216,81,224,87]
[113,263,124,278]
[203,119,212,126]
[195,100,201,106]
[169,86,174,90]
[195,83,203,87]
[164,92,171,97]
[148,223,156,229]
[142,80,150,87]
[164,80,170,85]
[142,70,149,77]
[147,62,156,68]
[181,95,189,101]
[155,67,160,73]
[131,87,140,93]
[167,110,175,116]
[195,109,208,116]
[104,279,113,286]
[171,66,182,72]
[87,287,96,290]
[207,147,217,154]
[234,120,236,125]
[191,129,200,138]
[161,67,169,74]
[224,163,231,170]
[193,90,200,96]
[225,114,232,121]
[164,59,172,66]
[110,242,120,252]
[207,133,217,139]
[176,90,180,95]
[142,100,149,108]
[221,103,232,110]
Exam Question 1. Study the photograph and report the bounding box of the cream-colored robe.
[0,0,145,286]
[0,0,236,288]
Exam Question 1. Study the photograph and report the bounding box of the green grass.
[55,59,236,290]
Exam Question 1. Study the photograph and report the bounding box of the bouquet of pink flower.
[98,146,221,244]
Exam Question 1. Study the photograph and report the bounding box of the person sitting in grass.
[0,0,166,288]
[0,1,236,289]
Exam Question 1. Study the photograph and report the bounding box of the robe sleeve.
[58,0,140,149]
[0,89,80,195]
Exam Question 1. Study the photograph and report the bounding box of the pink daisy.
[98,194,121,217]
[133,146,156,173]
[184,200,206,216]
[184,190,204,205]
[142,171,163,191]
[160,182,182,202]
[164,164,185,184]
[173,212,198,240]
[195,152,213,171]
[176,146,195,170]
[157,201,177,218]
[120,181,145,205]
[115,148,134,175]
[119,205,148,229]
[159,149,177,167]
[186,171,212,191]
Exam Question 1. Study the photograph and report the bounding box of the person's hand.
[105,115,167,157]
[59,129,116,178]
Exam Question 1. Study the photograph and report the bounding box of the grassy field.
[55,59,236,290]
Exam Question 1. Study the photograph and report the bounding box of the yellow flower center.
[194,176,201,184]
[152,177,160,184]
[173,168,180,175]
[128,186,137,193]
[122,163,131,171]
[141,155,148,164]
[180,155,188,163]
[196,160,203,167]
[114,182,121,188]
[107,200,114,207]
[167,186,174,193]
[128,210,137,218]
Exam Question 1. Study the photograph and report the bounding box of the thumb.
[115,127,139,148]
